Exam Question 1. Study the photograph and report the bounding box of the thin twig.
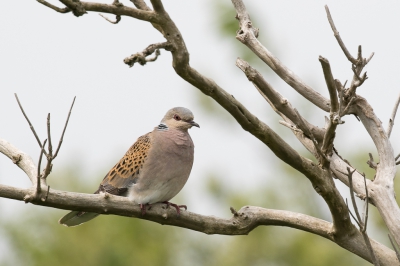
[294,108,329,166]
[362,174,369,232]
[347,167,362,222]
[53,96,76,158]
[345,198,361,227]
[387,93,400,138]
[47,113,53,157]
[36,139,48,197]
[340,96,355,117]
[388,233,400,262]
[325,6,356,64]
[347,167,380,265]
[366,52,375,64]
[14,94,48,157]
[279,121,303,133]
[99,13,121,24]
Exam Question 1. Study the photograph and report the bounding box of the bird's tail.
[59,211,100,227]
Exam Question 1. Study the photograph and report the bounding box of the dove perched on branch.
[59,107,199,227]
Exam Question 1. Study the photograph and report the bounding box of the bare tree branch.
[53,96,76,158]
[38,1,159,23]
[149,0,165,13]
[389,234,400,262]
[347,169,380,265]
[232,0,330,112]
[124,42,171,67]
[0,182,397,265]
[130,0,151,10]
[37,0,71,13]
[324,5,399,247]
[59,0,86,16]
[235,58,325,142]
[387,93,400,138]
[14,94,48,157]
[36,139,47,200]
[99,13,121,24]
[324,5,357,64]
[0,139,37,184]
[233,58,351,236]
[325,6,373,98]
[319,56,341,159]
[319,56,339,113]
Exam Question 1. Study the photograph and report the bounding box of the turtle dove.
[59,107,199,227]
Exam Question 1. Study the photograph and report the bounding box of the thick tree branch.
[0,183,397,265]
[232,0,330,112]
[352,79,399,248]
[0,139,37,185]
[59,0,86,16]
[130,0,151,11]
[38,0,159,23]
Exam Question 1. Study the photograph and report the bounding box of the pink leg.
[162,201,187,216]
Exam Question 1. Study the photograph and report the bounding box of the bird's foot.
[162,201,187,216]
[139,203,151,216]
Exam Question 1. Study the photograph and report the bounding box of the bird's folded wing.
[95,132,152,196]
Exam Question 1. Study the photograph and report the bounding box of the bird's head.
[161,107,200,130]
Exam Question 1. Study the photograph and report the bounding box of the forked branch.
[232,0,330,112]
[15,96,76,202]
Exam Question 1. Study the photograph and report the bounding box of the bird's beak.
[189,120,200,128]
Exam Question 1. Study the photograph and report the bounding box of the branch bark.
[0,183,397,265]
[232,0,331,112]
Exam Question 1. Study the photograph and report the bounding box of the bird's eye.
[173,114,181,121]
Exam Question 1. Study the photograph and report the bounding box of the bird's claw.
[162,201,187,216]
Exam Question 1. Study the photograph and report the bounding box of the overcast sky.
[1,1,400,227]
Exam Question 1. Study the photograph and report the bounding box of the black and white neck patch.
[157,123,168,130]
